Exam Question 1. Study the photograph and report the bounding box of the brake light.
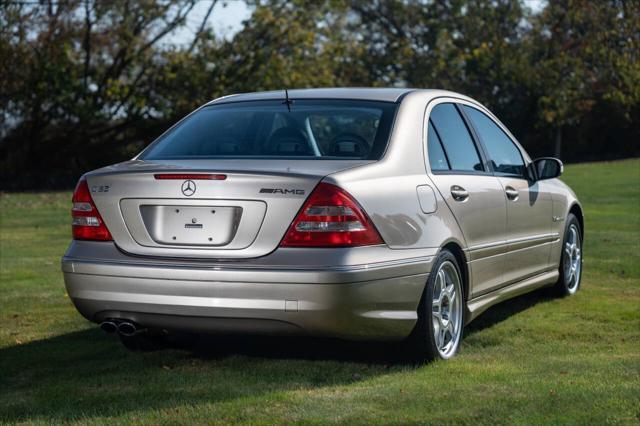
[154,174,227,180]
[280,183,384,247]
[71,177,113,241]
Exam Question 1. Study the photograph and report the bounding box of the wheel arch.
[440,241,469,302]
[569,203,584,238]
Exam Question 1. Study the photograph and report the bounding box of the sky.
[165,0,252,46]
[524,0,546,13]
[167,0,546,46]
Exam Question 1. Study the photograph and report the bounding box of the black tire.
[554,213,583,296]
[408,249,465,361]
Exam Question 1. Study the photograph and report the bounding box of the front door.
[497,177,553,283]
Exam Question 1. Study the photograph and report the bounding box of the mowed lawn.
[0,159,638,425]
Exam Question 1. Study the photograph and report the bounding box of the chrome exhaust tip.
[100,321,118,333]
[117,321,138,337]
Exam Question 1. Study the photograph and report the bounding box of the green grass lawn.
[1,159,639,425]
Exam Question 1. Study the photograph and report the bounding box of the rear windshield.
[141,99,397,160]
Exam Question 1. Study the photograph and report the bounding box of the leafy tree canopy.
[0,0,638,189]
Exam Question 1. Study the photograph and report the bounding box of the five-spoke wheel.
[563,223,582,294]
[410,249,464,361]
[431,260,463,358]
[556,213,583,296]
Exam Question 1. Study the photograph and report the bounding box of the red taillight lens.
[71,178,113,241]
[154,173,227,180]
[280,183,384,247]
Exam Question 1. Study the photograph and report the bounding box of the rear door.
[461,105,554,284]
[426,102,508,297]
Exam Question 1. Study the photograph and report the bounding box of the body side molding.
[465,269,559,324]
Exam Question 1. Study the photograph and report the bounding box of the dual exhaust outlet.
[100,319,145,337]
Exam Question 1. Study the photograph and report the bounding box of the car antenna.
[282,88,293,112]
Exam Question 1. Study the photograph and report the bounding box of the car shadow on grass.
[465,286,557,337]
[0,288,556,423]
[0,327,414,423]
[189,334,405,362]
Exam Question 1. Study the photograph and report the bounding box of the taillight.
[280,183,384,247]
[71,177,113,241]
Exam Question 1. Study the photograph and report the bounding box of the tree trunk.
[554,126,562,159]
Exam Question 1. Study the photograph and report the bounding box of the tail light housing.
[71,177,113,241]
[280,182,384,247]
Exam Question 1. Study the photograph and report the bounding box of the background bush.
[1,0,638,189]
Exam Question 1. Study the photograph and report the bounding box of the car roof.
[206,87,422,104]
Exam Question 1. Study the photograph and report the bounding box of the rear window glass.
[429,103,484,172]
[141,100,397,160]
[427,119,450,171]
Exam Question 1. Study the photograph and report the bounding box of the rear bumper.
[62,241,434,340]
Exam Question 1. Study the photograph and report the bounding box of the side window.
[463,106,525,177]
[427,120,450,171]
[429,103,484,172]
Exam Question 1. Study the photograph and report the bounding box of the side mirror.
[533,157,563,181]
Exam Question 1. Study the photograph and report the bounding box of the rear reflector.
[154,173,227,180]
[71,178,113,241]
[280,183,384,247]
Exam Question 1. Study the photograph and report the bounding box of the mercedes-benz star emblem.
[181,180,196,196]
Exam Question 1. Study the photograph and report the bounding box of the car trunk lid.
[85,159,372,259]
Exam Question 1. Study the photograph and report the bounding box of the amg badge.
[260,188,305,195]
[91,185,110,193]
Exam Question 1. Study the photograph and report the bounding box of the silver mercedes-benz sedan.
[62,88,583,359]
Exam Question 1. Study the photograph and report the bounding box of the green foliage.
[530,0,640,126]
[0,0,638,189]
[524,0,640,156]
[0,1,206,187]
[343,0,535,146]
[214,2,340,90]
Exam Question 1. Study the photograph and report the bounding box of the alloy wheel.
[431,260,463,358]
[564,224,582,294]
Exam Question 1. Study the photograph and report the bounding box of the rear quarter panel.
[325,92,467,259]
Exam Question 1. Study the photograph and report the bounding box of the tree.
[527,0,640,159]
[208,0,353,92]
[0,0,638,189]
[344,0,533,136]
[0,0,213,187]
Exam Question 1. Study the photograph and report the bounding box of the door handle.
[505,186,519,201]
[450,185,469,202]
